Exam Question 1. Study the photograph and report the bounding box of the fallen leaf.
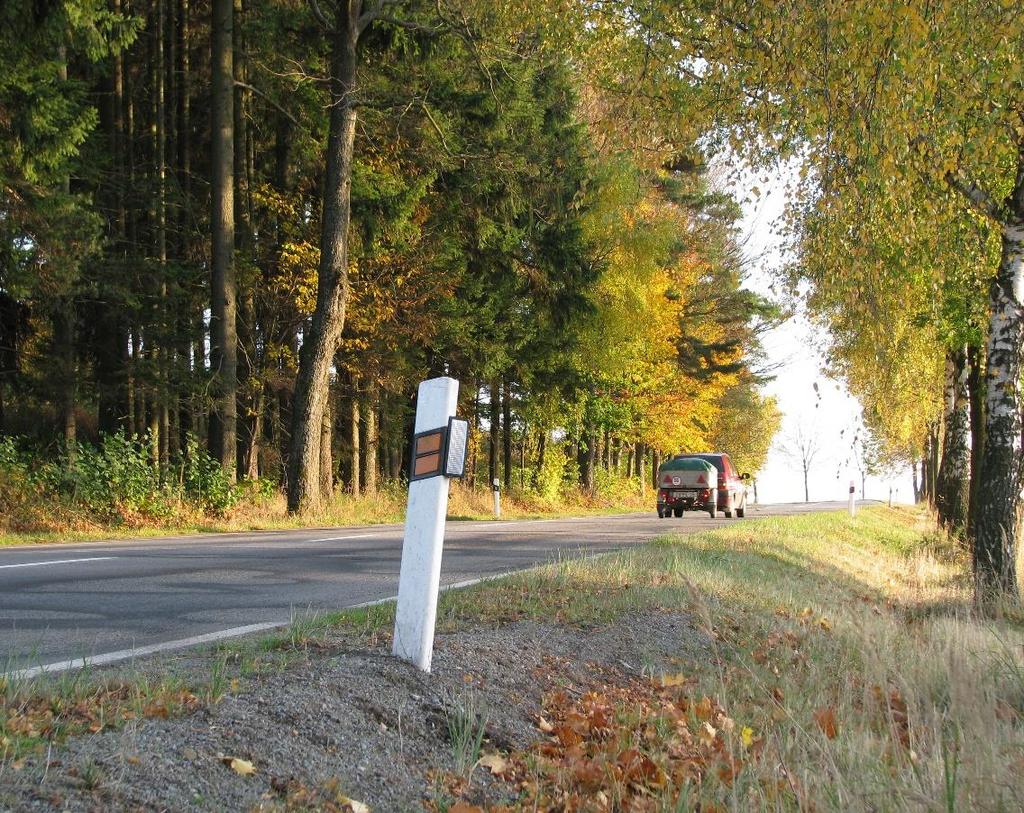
[741,726,755,748]
[813,706,839,739]
[655,672,686,688]
[222,756,256,776]
[448,803,483,813]
[698,721,717,745]
[818,618,832,631]
[554,725,583,746]
[339,797,371,813]
[478,753,508,775]
[694,696,714,721]
[537,716,554,733]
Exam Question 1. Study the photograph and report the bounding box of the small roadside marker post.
[392,377,468,672]
[492,478,501,517]
[848,480,856,518]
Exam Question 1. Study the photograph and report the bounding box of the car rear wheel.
[736,496,746,518]
[673,507,684,518]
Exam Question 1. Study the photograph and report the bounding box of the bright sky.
[725,161,916,505]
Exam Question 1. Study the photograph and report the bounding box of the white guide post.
[392,377,459,672]
[848,480,856,518]
[492,478,501,517]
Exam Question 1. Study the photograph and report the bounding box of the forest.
[0,1,779,528]
[3,0,1024,607]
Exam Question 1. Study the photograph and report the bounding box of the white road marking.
[6,572,513,679]
[9,622,283,680]
[304,533,377,544]
[0,556,117,571]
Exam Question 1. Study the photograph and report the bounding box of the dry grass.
[0,480,650,547]
[412,506,1024,810]
[664,508,1024,811]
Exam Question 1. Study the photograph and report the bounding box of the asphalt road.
[0,501,852,673]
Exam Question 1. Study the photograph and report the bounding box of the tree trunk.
[210,0,237,481]
[936,346,971,535]
[584,434,596,493]
[912,463,921,504]
[803,464,809,502]
[363,386,378,497]
[924,422,940,505]
[390,440,403,480]
[286,2,361,513]
[350,394,361,495]
[966,344,986,535]
[533,429,546,487]
[129,326,141,438]
[636,443,646,493]
[320,398,333,501]
[488,380,500,487]
[651,450,660,491]
[244,385,264,480]
[972,162,1024,604]
[501,380,512,487]
[55,300,77,461]
[156,0,170,475]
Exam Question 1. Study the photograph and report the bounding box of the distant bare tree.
[779,423,822,502]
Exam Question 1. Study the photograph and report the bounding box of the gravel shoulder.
[1,609,708,812]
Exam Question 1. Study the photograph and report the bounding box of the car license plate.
[671,490,697,499]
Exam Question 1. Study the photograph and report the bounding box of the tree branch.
[307,0,330,30]
[945,171,1001,222]
[234,80,298,125]
[357,0,398,35]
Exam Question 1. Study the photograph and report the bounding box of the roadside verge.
[2,506,1021,811]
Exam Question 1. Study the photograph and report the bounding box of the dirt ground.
[0,610,708,812]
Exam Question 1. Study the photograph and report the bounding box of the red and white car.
[666,453,749,518]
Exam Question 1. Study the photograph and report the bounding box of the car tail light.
[700,489,710,500]
[659,489,669,500]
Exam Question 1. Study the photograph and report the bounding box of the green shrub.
[593,467,642,503]
[0,433,245,523]
[182,435,240,514]
[56,434,170,519]
[529,443,570,501]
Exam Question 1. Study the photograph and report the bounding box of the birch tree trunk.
[286,0,361,513]
[966,345,986,534]
[972,158,1024,602]
[936,347,971,534]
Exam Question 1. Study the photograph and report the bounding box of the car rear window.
[676,454,725,474]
